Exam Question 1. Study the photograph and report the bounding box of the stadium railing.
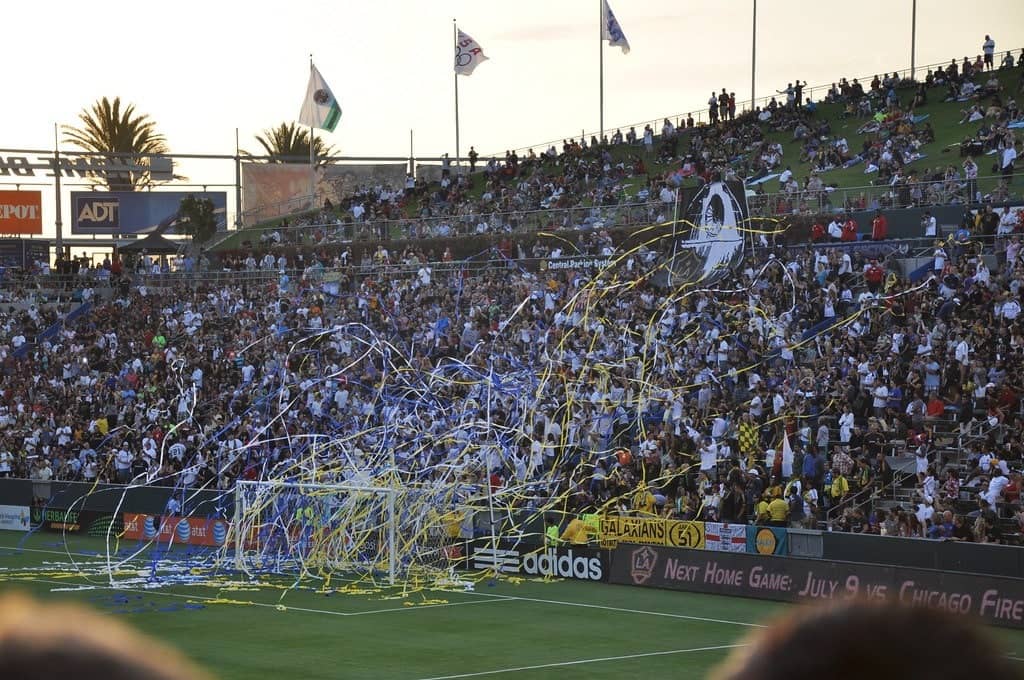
[747,174,1015,218]
[225,170,1017,248]
[228,200,670,246]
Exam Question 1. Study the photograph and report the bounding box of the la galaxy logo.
[666,180,747,285]
[630,545,658,585]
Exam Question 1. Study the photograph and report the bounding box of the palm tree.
[251,122,335,163]
[62,96,170,191]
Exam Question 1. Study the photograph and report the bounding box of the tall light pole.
[910,0,917,80]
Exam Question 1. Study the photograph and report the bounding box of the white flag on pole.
[455,29,488,76]
[781,431,794,478]
[299,64,342,132]
[602,0,630,54]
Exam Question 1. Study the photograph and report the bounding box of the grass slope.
[218,67,1023,253]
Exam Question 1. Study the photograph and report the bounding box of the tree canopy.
[62,96,170,191]
[251,122,336,163]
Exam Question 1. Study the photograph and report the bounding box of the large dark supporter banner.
[467,540,609,582]
[610,545,1024,629]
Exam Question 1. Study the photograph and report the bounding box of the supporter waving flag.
[602,0,630,54]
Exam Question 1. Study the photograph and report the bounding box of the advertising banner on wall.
[0,191,42,235]
[241,163,408,225]
[30,506,122,536]
[611,545,1024,629]
[537,256,613,272]
[0,504,30,531]
[705,523,747,552]
[122,513,228,547]
[599,517,705,549]
[747,526,788,555]
[241,164,313,224]
[71,191,227,235]
[467,540,609,582]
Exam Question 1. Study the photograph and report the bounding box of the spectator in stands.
[870,210,888,240]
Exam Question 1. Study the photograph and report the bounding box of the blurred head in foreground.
[0,592,209,680]
[712,601,1022,680]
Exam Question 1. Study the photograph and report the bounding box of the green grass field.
[2,530,1023,679]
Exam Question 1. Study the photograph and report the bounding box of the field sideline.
[1,531,1023,679]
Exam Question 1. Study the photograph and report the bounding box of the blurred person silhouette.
[0,593,209,680]
[711,600,1021,680]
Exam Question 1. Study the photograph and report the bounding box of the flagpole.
[910,0,917,81]
[53,123,63,258]
[309,56,316,211]
[454,19,461,172]
[750,0,757,110]
[598,0,604,143]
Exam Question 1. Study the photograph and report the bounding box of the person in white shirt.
[827,218,843,241]
[922,211,937,237]
[915,496,935,530]
[983,35,996,70]
[699,438,719,479]
[839,408,854,443]
[115,448,134,483]
[963,159,979,202]
[954,337,971,381]
[778,167,793,186]
[1002,296,1022,321]
[1002,143,1017,181]
[772,390,785,416]
[983,472,1009,510]
[872,383,889,417]
[999,208,1018,236]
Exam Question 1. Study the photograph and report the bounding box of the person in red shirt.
[925,394,946,419]
[811,221,825,242]
[871,210,888,240]
[864,259,884,292]
[841,216,858,241]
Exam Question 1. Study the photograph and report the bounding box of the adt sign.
[75,196,120,231]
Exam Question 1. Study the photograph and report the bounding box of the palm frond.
[62,96,170,190]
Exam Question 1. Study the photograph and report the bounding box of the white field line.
[13,575,516,619]
[413,643,748,679]
[347,597,517,616]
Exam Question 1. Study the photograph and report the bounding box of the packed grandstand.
[2,47,1024,553]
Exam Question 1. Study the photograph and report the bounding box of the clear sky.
[2,0,1024,241]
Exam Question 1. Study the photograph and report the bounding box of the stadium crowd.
[1,43,1024,547]
[3,208,1024,545]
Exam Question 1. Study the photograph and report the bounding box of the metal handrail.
[225,199,672,244]
[222,171,1017,249]
[747,174,1016,218]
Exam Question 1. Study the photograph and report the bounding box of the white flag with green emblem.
[299,64,341,132]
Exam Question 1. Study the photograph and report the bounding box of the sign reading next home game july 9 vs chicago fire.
[71,191,227,235]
